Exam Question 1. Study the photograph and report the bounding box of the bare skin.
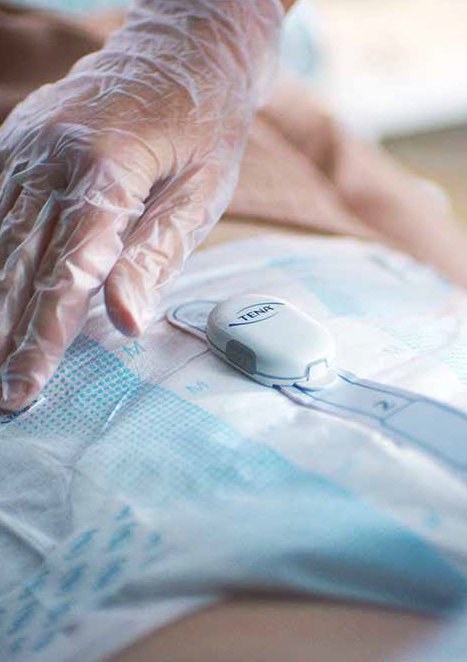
[0,3,454,660]
[110,598,442,662]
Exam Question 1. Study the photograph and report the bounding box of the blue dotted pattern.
[7,335,141,443]
[0,332,350,659]
[0,250,466,658]
[378,319,452,354]
[78,379,339,509]
[274,255,467,386]
[379,320,467,386]
[3,333,335,507]
[439,341,467,385]
[272,256,452,319]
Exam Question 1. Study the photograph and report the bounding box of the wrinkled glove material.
[0,0,283,411]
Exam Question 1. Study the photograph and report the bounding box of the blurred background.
[283,0,467,226]
[9,0,467,224]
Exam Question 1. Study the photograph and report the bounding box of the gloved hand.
[0,0,283,411]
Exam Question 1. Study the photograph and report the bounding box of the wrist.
[109,0,284,107]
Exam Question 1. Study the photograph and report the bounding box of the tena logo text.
[229,301,285,327]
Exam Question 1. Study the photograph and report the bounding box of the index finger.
[0,191,139,411]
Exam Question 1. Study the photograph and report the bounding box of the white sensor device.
[168,295,467,471]
[206,294,337,389]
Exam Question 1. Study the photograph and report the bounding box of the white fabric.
[1,235,467,660]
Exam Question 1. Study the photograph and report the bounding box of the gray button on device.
[226,340,257,375]
[167,295,467,475]
[206,293,337,388]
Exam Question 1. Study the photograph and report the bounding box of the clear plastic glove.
[0,0,283,411]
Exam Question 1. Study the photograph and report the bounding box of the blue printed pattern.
[1,479,466,659]
[273,256,467,384]
[78,379,338,508]
[0,247,466,659]
[0,335,346,659]
[2,334,335,505]
[0,503,164,659]
[272,256,452,318]
[5,335,141,442]
[379,320,467,385]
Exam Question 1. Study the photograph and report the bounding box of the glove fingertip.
[105,281,156,338]
[0,375,37,413]
[106,300,143,338]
